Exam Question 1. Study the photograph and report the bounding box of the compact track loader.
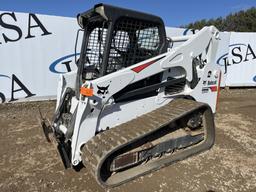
[40,3,221,187]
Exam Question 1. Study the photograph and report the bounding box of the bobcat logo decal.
[97,85,110,95]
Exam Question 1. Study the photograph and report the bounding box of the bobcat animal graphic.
[97,85,110,95]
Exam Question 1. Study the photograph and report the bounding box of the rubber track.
[82,99,214,187]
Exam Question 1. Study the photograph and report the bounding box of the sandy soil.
[0,89,255,192]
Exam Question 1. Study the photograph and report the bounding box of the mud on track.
[0,89,256,192]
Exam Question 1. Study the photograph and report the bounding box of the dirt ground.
[0,89,256,192]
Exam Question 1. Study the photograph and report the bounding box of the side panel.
[190,63,221,113]
[97,96,172,132]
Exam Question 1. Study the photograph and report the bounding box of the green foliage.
[184,7,256,32]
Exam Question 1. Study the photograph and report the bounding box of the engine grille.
[165,77,186,95]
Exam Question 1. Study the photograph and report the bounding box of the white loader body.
[55,26,220,166]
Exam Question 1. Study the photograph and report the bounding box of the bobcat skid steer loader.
[40,3,221,187]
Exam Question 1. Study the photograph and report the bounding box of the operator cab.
[76,3,168,82]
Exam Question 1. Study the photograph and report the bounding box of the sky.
[0,0,255,27]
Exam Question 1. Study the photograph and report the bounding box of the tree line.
[184,7,256,32]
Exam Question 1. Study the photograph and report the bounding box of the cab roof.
[78,3,165,27]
